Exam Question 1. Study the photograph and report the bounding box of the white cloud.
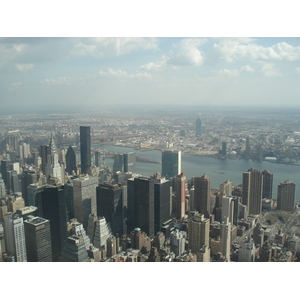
[260,63,281,77]
[9,81,23,91]
[141,38,206,71]
[240,65,255,73]
[99,68,152,80]
[214,38,300,63]
[15,63,34,72]
[41,76,85,86]
[296,67,300,75]
[214,68,240,77]
[72,37,159,57]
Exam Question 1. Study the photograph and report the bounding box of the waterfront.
[94,144,300,200]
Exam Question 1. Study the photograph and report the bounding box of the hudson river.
[94,144,300,200]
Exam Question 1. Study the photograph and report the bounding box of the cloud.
[260,63,281,77]
[72,37,159,57]
[214,68,240,77]
[9,81,23,91]
[99,68,152,80]
[15,63,34,72]
[41,76,85,86]
[214,38,300,63]
[141,38,206,71]
[240,65,255,73]
[296,67,300,75]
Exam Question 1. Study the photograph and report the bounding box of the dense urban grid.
[0,107,300,262]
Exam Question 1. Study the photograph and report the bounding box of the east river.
[94,144,300,200]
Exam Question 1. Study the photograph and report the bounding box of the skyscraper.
[161,149,181,180]
[73,175,98,230]
[95,150,105,169]
[153,175,172,233]
[194,174,211,219]
[65,146,77,175]
[20,170,38,206]
[172,173,186,221]
[220,217,231,261]
[60,235,89,262]
[242,168,263,215]
[4,212,27,262]
[96,182,124,235]
[188,213,209,254]
[113,153,124,174]
[24,216,52,262]
[80,126,91,175]
[124,152,136,173]
[262,169,273,199]
[40,144,49,175]
[277,180,296,211]
[196,118,202,137]
[40,184,67,262]
[127,177,155,237]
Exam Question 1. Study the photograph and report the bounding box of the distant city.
[1,108,300,262]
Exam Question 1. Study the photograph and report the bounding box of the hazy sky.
[1,37,300,112]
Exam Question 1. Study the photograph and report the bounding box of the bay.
[93,144,300,200]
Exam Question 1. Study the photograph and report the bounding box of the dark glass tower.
[80,126,91,175]
[194,174,211,219]
[40,145,49,175]
[40,185,67,262]
[65,146,77,175]
[96,182,124,235]
[262,169,273,199]
[124,152,136,173]
[161,150,181,180]
[24,216,52,262]
[20,170,38,206]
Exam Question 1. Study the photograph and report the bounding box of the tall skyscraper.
[95,150,105,169]
[20,170,38,206]
[220,217,231,261]
[196,118,202,137]
[40,185,67,262]
[60,235,89,262]
[277,180,296,211]
[40,144,49,175]
[262,169,273,199]
[24,216,52,262]
[172,173,186,221]
[124,152,136,173]
[194,174,211,219]
[161,150,181,180]
[80,126,91,175]
[242,168,263,215]
[127,177,155,237]
[113,153,124,174]
[65,146,77,175]
[73,175,98,230]
[153,175,172,234]
[188,213,209,254]
[4,212,27,262]
[45,134,63,182]
[96,182,124,235]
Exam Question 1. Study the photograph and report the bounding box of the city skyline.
[1,37,300,112]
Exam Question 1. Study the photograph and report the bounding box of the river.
[93,144,300,200]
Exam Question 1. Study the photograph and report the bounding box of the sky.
[1,36,300,112]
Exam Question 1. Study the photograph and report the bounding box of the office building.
[73,175,98,230]
[170,229,187,256]
[4,212,27,262]
[219,180,233,197]
[96,182,124,235]
[68,219,92,250]
[277,180,296,211]
[262,169,273,199]
[65,146,77,175]
[91,216,112,252]
[238,237,255,262]
[194,174,211,219]
[161,150,181,180]
[95,150,105,169]
[196,118,202,137]
[60,235,89,262]
[40,144,49,175]
[45,135,63,182]
[242,168,263,215]
[127,177,155,237]
[80,126,91,175]
[220,141,227,156]
[188,213,209,254]
[153,175,172,234]
[130,228,151,253]
[172,173,186,221]
[220,217,231,261]
[20,170,38,206]
[24,216,52,262]
[0,223,6,257]
[221,196,234,224]
[0,174,5,196]
[124,152,136,173]
[113,153,124,174]
[40,185,67,262]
